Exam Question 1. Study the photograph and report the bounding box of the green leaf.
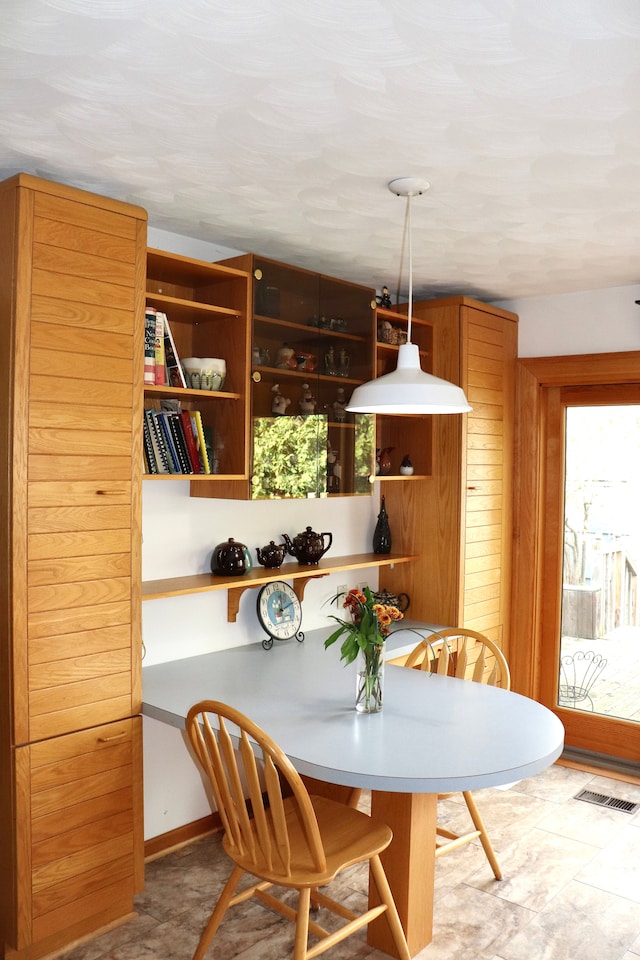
[324,624,347,649]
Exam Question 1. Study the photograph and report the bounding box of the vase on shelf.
[372,495,392,554]
[377,446,393,476]
[355,644,384,713]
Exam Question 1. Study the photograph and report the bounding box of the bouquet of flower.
[325,586,404,663]
[325,586,404,712]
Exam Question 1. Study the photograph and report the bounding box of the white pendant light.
[346,178,471,415]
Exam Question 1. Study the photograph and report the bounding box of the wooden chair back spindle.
[185,699,412,960]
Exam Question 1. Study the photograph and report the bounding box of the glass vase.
[355,645,384,713]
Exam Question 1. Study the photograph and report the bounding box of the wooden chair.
[186,700,411,960]
[403,627,510,879]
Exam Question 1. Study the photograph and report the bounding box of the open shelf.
[142,552,417,621]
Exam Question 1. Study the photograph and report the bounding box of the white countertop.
[142,626,564,794]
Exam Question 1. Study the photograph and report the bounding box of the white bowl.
[200,358,226,389]
[201,358,226,375]
[181,357,203,373]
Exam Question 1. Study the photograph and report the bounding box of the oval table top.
[142,627,564,794]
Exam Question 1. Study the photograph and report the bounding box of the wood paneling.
[378,297,517,661]
[20,718,142,943]
[1,173,145,958]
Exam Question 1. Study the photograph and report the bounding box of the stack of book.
[142,407,213,475]
[144,307,187,388]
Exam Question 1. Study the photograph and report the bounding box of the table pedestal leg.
[368,791,437,958]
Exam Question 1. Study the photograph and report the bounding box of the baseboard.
[559,748,640,786]
[144,814,221,861]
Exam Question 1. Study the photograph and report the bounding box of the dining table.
[142,625,565,958]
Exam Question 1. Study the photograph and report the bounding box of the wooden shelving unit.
[142,552,417,621]
[144,248,251,486]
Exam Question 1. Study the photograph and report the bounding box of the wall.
[498,283,640,357]
[143,227,382,839]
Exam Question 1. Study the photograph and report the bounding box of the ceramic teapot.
[255,540,287,569]
[211,537,252,576]
[371,588,410,613]
[281,526,333,565]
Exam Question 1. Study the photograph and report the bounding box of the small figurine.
[276,342,295,369]
[400,454,414,476]
[324,346,337,376]
[326,442,340,493]
[329,316,347,332]
[271,383,291,416]
[299,383,316,415]
[333,386,347,422]
[376,285,392,309]
[338,348,350,377]
[377,319,392,342]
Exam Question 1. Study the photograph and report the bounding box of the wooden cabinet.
[0,174,146,959]
[378,297,517,657]
[144,249,251,490]
[210,254,376,499]
[15,718,142,949]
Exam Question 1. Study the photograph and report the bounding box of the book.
[180,410,201,473]
[162,313,187,388]
[167,411,194,474]
[203,425,215,473]
[142,413,159,474]
[145,409,170,474]
[151,410,180,473]
[144,308,157,385]
[154,312,166,385]
[190,410,211,474]
[154,411,181,473]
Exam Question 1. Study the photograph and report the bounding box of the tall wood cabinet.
[379,297,517,658]
[0,175,146,959]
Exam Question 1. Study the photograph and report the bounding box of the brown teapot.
[371,588,410,613]
[211,537,252,576]
[256,540,287,569]
[281,526,332,565]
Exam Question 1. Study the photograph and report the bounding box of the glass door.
[541,383,640,762]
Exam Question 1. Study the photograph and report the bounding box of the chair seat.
[225,794,393,888]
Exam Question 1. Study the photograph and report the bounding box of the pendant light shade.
[346,178,471,416]
[346,342,471,414]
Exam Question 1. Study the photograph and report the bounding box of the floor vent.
[574,789,640,814]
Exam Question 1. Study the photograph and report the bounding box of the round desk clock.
[257,581,304,650]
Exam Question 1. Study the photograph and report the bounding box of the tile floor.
[57,763,640,960]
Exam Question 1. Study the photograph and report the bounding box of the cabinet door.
[13,186,145,746]
[459,307,516,645]
[375,298,517,652]
[14,718,143,949]
[248,258,375,498]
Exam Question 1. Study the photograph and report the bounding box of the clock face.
[257,581,302,640]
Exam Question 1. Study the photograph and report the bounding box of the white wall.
[498,283,640,358]
[143,226,382,838]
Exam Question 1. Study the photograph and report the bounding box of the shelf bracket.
[226,572,330,622]
[227,585,252,622]
[293,573,329,603]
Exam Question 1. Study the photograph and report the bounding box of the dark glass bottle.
[372,495,392,555]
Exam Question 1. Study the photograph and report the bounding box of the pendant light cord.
[406,193,413,344]
[394,194,413,345]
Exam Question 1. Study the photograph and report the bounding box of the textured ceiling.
[2,0,640,302]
